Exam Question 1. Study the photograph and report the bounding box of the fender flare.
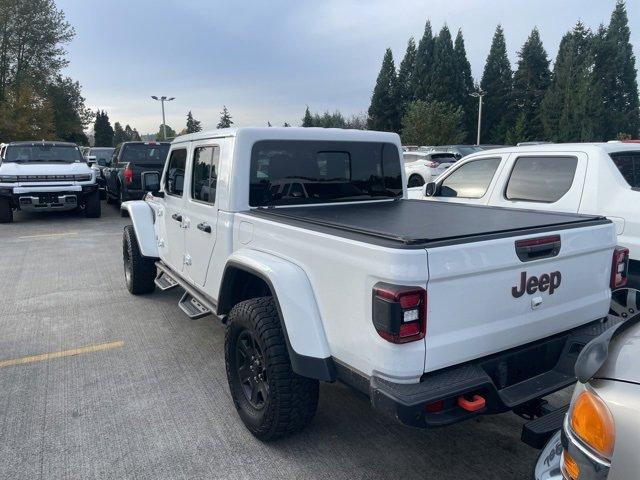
[220,250,335,381]
[121,200,159,258]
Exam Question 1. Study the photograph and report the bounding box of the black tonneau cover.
[245,199,610,249]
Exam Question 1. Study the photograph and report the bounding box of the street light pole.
[470,89,485,145]
[151,95,175,140]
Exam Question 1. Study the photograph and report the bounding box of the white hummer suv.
[122,127,628,441]
[0,141,101,222]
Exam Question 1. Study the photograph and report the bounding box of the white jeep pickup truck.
[0,141,101,222]
[122,128,628,441]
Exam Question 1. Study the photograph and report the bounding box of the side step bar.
[155,270,179,291]
[521,404,569,449]
[154,261,218,321]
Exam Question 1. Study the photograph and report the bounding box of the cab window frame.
[164,147,187,198]
[189,144,220,206]
[503,155,579,203]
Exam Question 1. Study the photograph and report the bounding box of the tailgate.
[129,163,164,189]
[423,222,616,373]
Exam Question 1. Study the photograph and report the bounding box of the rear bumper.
[369,315,622,428]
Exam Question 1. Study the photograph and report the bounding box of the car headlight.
[568,390,615,459]
[74,174,93,182]
[0,175,18,182]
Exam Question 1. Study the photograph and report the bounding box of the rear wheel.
[225,297,319,441]
[0,198,13,223]
[610,288,640,319]
[408,174,425,188]
[84,190,101,218]
[123,225,156,294]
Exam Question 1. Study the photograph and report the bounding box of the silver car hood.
[598,322,640,384]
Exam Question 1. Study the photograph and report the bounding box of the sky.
[56,0,640,135]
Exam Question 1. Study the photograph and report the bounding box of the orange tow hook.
[457,394,486,412]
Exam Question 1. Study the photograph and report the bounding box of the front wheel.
[123,225,156,294]
[408,174,425,188]
[0,198,13,223]
[225,297,319,441]
[84,190,101,218]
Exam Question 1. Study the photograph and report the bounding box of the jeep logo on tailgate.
[512,271,561,298]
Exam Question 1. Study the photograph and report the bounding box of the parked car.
[533,313,640,480]
[413,143,640,294]
[426,144,484,159]
[403,151,456,187]
[84,147,114,198]
[0,141,100,222]
[103,141,170,208]
[121,127,623,442]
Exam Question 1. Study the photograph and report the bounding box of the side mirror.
[142,171,162,195]
[424,181,437,197]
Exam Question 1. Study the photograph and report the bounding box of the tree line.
[0,0,92,143]
[367,0,639,145]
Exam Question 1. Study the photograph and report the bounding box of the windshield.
[89,148,114,160]
[250,140,402,206]
[4,144,83,163]
[121,143,170,164]
[610,151,640,190]
[457,146,483,156]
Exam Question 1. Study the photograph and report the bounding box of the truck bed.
[245,199,610,249]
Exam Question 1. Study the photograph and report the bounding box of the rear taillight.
[372,283,427,344]
[611,246,629,289]
[424,161,438,168]
[124,165,134,185]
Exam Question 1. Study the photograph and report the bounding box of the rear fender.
[121,200,158,258]
[220,249,335,381]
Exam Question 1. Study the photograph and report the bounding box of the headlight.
[0,175,17,182]
[569,390,615,459]
[74,174,92,182]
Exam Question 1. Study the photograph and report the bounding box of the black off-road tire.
[84,190,101,218]
[0,198,13,223]
[225,297,319,441]
[122,225,156,295]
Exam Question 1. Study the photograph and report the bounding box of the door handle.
[171,213,182,222]
[197,222,211,233]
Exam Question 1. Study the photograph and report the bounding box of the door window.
[439,158,501,198]
[609,151,640,190]
[505,156,578,203]
[165,148,187,197]
[191,146,220,204]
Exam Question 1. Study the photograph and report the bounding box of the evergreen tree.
[413,21,435,101]
[93,111,114,147]
[510,28,551,142]
[113,122,127,145]
[47,76,91,144]
[124,124,135,141]
[186,110,202,133]
[367,48,400,132]
[396,37,417,119]
[131,128,141,141]
[583,26,608,141]
[217,105,233,129]
[541,22,593,142]
[480,25,513,144]
[401,100,466,145]
[283,122,291,127]
[302,106,314,127]
[430,26,458,106]
[453,30,477,143]
[600,1,640,139]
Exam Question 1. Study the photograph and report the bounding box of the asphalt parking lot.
[0,202,568,480]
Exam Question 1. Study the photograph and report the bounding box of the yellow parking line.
[18,232,78,239]
[0,341,124,368]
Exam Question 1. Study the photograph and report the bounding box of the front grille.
[15,174,91,182]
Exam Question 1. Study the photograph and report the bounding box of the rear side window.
[191,146,220,204]
[165,149,186,197]
[249,140,402,206]
[440,158,501,198]
[121,143,170,164]
[505,156,577,203]
[609,151,640,190]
